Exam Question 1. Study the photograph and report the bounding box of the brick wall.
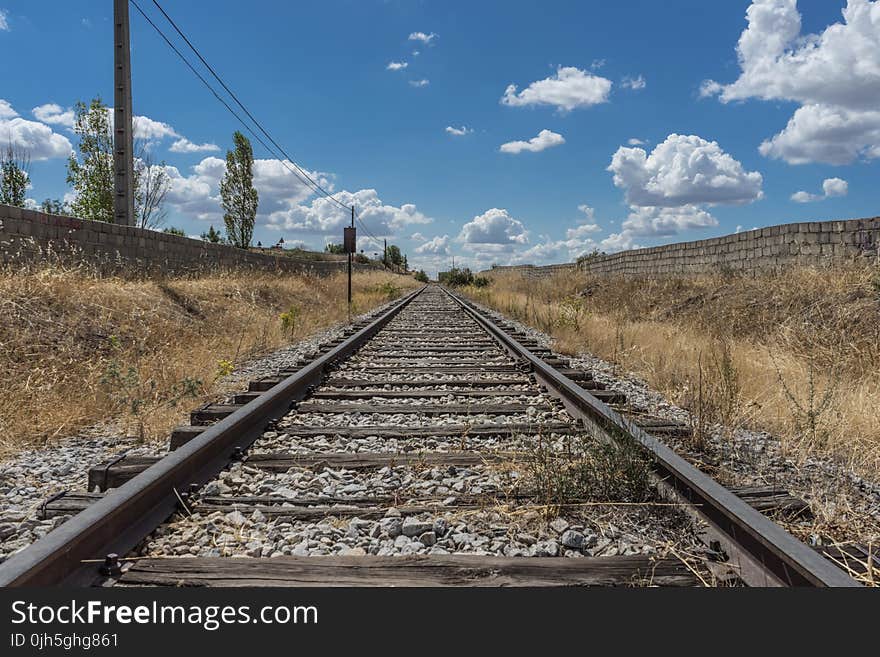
[0,205,373,276]
[482,217,880,278]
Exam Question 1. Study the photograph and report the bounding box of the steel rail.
[0,287,425,587]
[444,287,859,587]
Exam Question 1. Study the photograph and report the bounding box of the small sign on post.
[343,226,357,253]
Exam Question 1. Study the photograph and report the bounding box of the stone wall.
[483,217,880,278]
[487,263,577,279]
[0,205,372,276]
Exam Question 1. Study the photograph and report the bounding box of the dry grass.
[0,263,418,456]
[462,265,880,480]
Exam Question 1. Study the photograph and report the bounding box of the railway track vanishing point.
[0,286,859,587]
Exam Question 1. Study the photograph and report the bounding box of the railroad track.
[0,286,859,587]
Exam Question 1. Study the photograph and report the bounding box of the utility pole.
[383,239,387,270]
[343,206,356,324]
[113,0,135,226]
[348,206,353,313]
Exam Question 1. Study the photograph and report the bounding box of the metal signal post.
[114,0,135,226]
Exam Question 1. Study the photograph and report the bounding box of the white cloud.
[415,234,451,255]
[791,177,849,202]
[458,208,529,246]
[163,156,333,222]
[620,205,718,237]
[627,138,645,146]
[445,125,473,136]
[499,129,565,154]
[621,75,646,90]
[758,104,880,165]
[0,9,9,31]
[501,66,612,111]
[704,0,880,164]
[0,100,72,160]
[169,138,220,153]
[699,79,723,98]
[408,32,437,45]
[823,177,849,197]
[266,188,432,239]
[411,232,427,242]
[32,103,75,128]
[409,79,430,88]
[0,99,17,119]
[132,115,178,141]
[386,61,408,71]
[599,231,640,253]
[608,133,764,207]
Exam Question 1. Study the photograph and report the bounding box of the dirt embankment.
[465,266,880,480]
[0,265,418,456]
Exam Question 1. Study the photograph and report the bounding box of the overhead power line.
[130,0,385,242]
[147,0,348,210]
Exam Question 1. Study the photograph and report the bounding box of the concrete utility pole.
[114,0,135,226]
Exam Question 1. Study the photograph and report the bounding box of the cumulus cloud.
[415,234,451,255]
[791,177,849,202]
[445,125,473,136]
[627,138,645,146]
[621,75,646,90]
[386,61,408,71]
[162,156,333,222]
[499,129,565,154]
[132,115,178,141]
[0,100,72,160]
[409,79,429,88]
[32,103,75,128]
[266,188,432,240]
[458,208,529,246]
[408,32,437,45]
[0,9,9,31]
[620,205,718,237]
[0,99,17,119]
[703,0,880,164]
[169,138,220,153]
[501,66,612,111]
[608,133,764,207]
[758,104,880,165]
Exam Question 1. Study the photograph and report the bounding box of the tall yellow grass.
[0,265,418,456]
[463,266,880,480]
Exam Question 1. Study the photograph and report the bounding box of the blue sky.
[1,0,879,274]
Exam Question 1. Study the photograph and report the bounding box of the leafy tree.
[403,254,408,271]
[163,226,186,237]
[0,142,30,207]
[219,131,258,248]
[201,225,224,243]
[324,242,346,255]
[40,198,70,215]
[387,244,402,267]
[414,270,429,283]
[66,98,114,222]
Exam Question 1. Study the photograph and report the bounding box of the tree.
[387,244,402,267]
[134,136,171,229]
[40,198,69,215]
[219,131,258,248]
[66,98,114,222]
[324,243,346,255]
[403,254,408,271]
[163,226,186,237]
[0,142,30,207]
[414,270,429,283]
[201,225,224,243]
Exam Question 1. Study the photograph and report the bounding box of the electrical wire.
[131,0,391,257]
[149,0,352,212]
